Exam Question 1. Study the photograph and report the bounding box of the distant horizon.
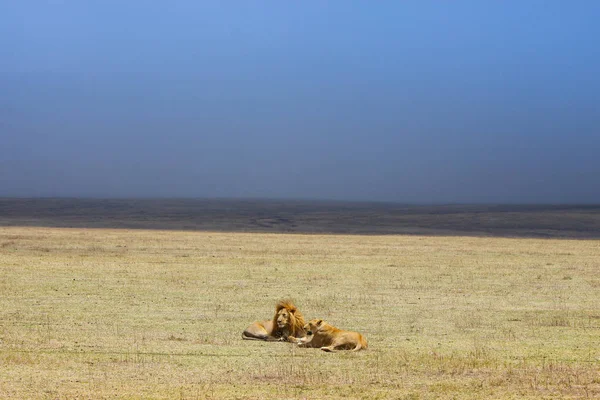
[1,196,599,207]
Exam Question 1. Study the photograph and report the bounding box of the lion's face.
[304,319,324,335]
[276,308,291,328]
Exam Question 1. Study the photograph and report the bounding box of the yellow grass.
[0,226,599,399]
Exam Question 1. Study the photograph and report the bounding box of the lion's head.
[272,300,306,337]
[303,319,325,336]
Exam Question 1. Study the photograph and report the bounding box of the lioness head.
[304,319,324,335]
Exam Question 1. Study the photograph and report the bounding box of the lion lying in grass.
[290,318,367,352]
[242,300,306,342]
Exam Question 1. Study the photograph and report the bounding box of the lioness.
[291,319,367,352]
[242,300,306,342]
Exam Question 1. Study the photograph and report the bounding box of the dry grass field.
[1,223,599,399]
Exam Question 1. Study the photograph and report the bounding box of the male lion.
[242,300,306,342]
[290,319,367,352]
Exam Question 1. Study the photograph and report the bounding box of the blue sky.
[1,2,599,203]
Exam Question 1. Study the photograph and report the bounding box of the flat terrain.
[1,198,600,238]
[1,225,599,399]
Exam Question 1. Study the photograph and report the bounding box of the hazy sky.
[2,2,599,203]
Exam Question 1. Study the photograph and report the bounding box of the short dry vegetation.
[0,226,599,399]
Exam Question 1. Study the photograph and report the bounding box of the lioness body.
[242,300,305,342]
[291,319,367,352]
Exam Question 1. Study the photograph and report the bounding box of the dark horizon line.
[1,195,599,208]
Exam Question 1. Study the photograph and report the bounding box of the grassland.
[1,223,599,399]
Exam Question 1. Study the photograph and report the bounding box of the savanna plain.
[1,203,600,399]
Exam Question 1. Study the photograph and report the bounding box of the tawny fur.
[290,318,367,352]
[242,300,306,342]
